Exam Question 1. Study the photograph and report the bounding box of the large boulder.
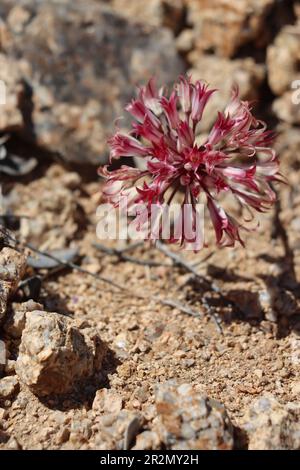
[0,0,184,164]
[185,0,275,58]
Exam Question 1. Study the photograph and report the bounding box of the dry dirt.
[0,0,300,452]
[0,130,299,449]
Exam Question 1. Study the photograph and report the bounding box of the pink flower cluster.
[100,76,281,248]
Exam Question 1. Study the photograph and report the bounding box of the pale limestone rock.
[0,375,19,400]
[4,299,43,338]
[111,0,184,30]
[16,311,106,396]
[154,381,234,449]
[92,388,123,415]
[186,0,274,58]
[0,54,29,130]
[267,24,300,96]
[94,410,143,450]
[242,395,300,450]
[133,430,162,450]
[0,0,183,164]
[0,247,27,323]
[272,91,300,125]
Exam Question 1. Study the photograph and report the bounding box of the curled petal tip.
[100,74,282,249]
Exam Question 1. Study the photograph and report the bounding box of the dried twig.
[115,241,144,254]
[26,242,127,291]
[157,297,203,318]
[155,241,225,333]
[0,226,125,291]
[191,251,214,267]
[94,241,144,255]
[93,242,169,267]
[93,241,223,331]
[155,241,224,297]
[24,238,223,331]
[0,226,210,321]
[25,244,209,318]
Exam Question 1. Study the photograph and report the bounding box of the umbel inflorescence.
[100,76,281,249]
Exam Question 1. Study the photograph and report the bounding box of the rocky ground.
[0,0,300,450]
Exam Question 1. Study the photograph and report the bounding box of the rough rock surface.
[242,395,300,450]
[3,299,43,338]
[186,0,275,57]
[15,310,106,396]
[92,388,123,415]
[273,92,300,125]
[0,375,19,400]
[267,23,300,125]
[93,410,144,450]
[153,382,234,449]
[133,430,162,450]
[188,56,265,131]
[267,24,300,96]
[0,247,27,324]
[0,0,183,164]
[10,165,84,250]
[111,0,184,30]
[0,54,27,131]
[1,0,300,452]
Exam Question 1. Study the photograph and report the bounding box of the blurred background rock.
[0,0,299,166]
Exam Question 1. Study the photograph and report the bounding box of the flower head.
[100,76,281,249]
